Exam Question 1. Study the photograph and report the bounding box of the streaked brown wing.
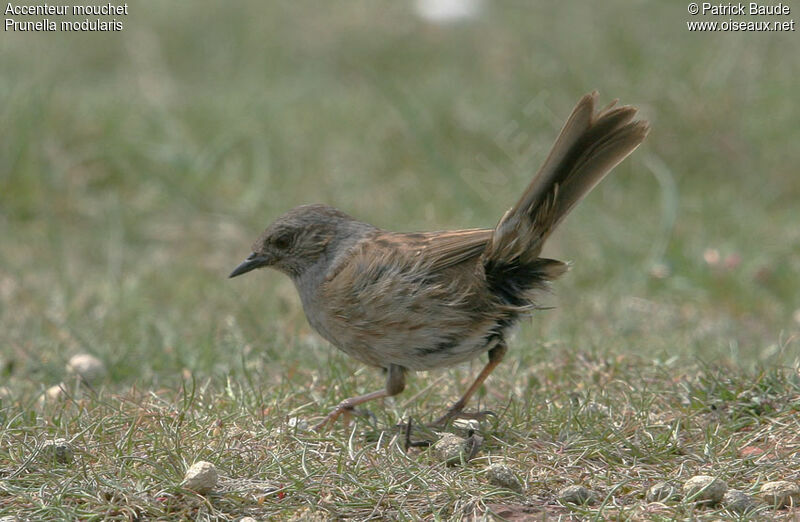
[394,228,492,272]
[318,227,497,369]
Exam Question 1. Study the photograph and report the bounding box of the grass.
[2,0,800,519]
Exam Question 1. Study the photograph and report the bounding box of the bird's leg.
[313,364,406,431]
[432,342,507,427]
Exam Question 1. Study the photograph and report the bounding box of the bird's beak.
[228,252,270,278]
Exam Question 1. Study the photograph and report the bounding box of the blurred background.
[2,0,799,392]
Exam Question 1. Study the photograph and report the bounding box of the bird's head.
[229,204,364,279]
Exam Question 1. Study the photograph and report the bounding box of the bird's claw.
[431,407,496,428]
[313,403,376,431]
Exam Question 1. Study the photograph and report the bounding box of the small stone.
[433,432,480,466]
[760,480,800,508]
[287,508,328,522]
[67,353,106,383]
[287,417,308,431]
[558,485,597,505]
[486,463,523,493]
[649,263,671,279]
[682,475,727,505]
[452,418,481,431]
[584,401,611,417]
[182,461,218,494]
[646,481,680,502]
[40,383,67,403]
[41,438,73,464]
[723,489,756,513]
[239,518,258,522]
[703,248,721,266]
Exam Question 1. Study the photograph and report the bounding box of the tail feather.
[484,92,649,269]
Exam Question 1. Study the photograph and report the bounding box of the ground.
[1,1,799,520]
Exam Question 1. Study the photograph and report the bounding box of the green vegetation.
[1,1,799,519]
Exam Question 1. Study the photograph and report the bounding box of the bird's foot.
[312,405,350,431]
[430,405,496,428]
[313,398,360,431]
[313,402,377,431]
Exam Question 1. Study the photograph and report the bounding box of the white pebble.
[558,484,597,505]
[760,480,799,508]
[722,489,756,513]
[182,461,218,494]
[452,418,481,431]
[67,353,106,383]
[40,438,73,464]
[646,481,679,503]
[287,417,309,431]
[682,475,727,504]
[433,432,483,466]
[434,433,467,465]
[414,0,484,23]
[486,463,523,492]
[40,383,67,404]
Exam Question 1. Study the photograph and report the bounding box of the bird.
[229,92,649,430]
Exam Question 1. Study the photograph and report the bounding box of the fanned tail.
[482,92,649,303]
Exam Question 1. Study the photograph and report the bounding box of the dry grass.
[2,352,799,519]
[2,1,800,520]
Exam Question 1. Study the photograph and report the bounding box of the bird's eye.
[273,233,292,249]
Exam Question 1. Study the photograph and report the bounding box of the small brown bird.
[230,92,649,429]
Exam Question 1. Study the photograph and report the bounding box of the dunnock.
[230,92,649,429]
